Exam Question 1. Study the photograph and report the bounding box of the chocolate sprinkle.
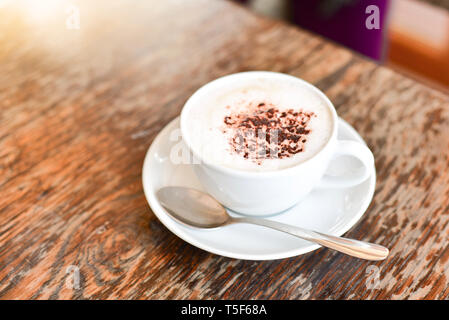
[222,101,315,164]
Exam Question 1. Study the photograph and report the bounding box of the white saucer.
[142,117,376,260]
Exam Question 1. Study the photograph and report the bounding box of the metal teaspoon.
[156,186,389,260]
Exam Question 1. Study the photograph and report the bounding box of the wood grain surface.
[1,0,449,300]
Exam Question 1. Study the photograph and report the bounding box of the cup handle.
[318,140,374,188]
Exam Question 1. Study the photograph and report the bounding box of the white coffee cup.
[180,72,374,216]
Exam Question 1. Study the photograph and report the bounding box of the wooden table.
[1,0,448,300]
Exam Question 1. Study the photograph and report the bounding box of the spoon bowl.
[157,187,230,228]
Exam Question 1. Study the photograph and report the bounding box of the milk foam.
[184,76,334,172]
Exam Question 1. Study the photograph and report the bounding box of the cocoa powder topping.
[222,101,315,164]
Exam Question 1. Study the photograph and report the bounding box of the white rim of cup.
[180,71,338,178]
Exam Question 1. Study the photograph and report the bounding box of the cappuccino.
[183,75,333,171]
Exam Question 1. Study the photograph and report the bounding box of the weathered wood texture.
[0,0,448,300]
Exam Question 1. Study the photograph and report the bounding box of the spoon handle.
[231,217,388,260]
